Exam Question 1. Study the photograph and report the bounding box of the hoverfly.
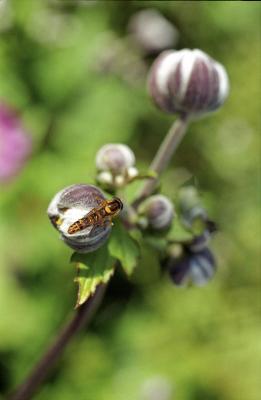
[67,197,123,234]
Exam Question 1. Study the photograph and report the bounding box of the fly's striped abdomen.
[68,218,88,234]
[67,211,102,234]
[67,198,122,235]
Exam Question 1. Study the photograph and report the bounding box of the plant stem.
[132,115,190,208]
[9,284,107,400]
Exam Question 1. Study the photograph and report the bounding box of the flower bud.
[178,186,207,233]
[188,230,211,252]
[167,248,216,287]
[96,143,135,174]
[128,9,179,56]
[96,143,138,189]
[47,184,111,253]
[148,49,229,117]
[182,205,208,231]
[178,186,200,212]
[138,194,175,231]
[96,171,113,186]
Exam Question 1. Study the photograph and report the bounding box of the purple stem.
[132,115,189,208]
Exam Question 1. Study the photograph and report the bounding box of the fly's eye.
[116,200,123,210]
[114,198,123,210]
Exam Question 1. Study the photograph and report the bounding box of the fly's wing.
[88,216,112,237]
[68,208,96,234]
[68,199,107,235]
[87,200,112,235]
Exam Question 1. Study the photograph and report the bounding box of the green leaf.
[71,246,115,308]
[130,242,161,285]
[129,232,162,285]
[108,222,140,275]
[190,216,207,236]
[144,235,168,252]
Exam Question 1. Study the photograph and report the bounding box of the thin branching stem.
[132,115,190,208]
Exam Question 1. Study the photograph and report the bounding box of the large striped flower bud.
[148,49,229,117]
[47,184,111,253]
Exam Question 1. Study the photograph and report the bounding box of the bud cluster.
[46,43,229,296]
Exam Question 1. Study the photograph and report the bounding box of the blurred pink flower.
[0,103,32,183]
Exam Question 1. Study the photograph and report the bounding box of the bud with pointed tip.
[178,186,200,212]
[47,184,111,253]
[182,205,208,232]
[138,194,175,231]
[148,49,229,117]
[178,186,207,232]
[167,248,216,287]
[96,143,138,189]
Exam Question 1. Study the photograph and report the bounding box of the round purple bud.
[167,248,216,287]
[47,184,111,253]
[138,194,175,231]
[96,143,135,174]
[148,49,229,117]
[96,143,138,189]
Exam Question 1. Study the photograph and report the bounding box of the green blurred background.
[0,1,260,399]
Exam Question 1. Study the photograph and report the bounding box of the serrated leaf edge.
[74,262,114,308]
